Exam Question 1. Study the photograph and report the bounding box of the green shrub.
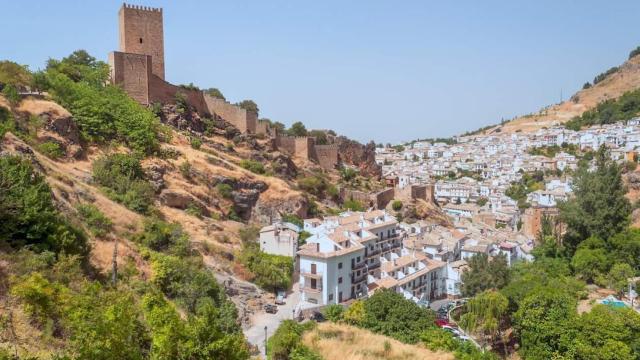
[216,183,233,199]
[1,84,20,105]
[0,155,88,256]
[0,106,15,137]
[135,219,189,256]
[391,200,402,211]
[361,289,435,344]
[281,213,303,228]
[76,203,112,238]
[37,141,65,159]
[297,175,329,198]
[190,137,202,149]
[179,161,192,179]
[10,272,60,325]
[239,245,293,292]
[324,304,344,322]
[267,320,319,360]
[343,199,364,211]
[240,159,266,174]
[92,154,155,214]
[340,167,357,182]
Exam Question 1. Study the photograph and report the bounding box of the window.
[338,262,342,269]
[311,263,317,274]
[357,256,361,262]
[329,294,334,301]
[139,38,143,44]
[338,277,343,284]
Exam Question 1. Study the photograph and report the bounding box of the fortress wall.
[275,135,297,155]
[203,95,256,133]
[312,144,339,170]
[109,51,151,105]
[148,75,209,115]
[411,185,427,201]
[340,188,373,208]
[374,188,395,209]
[256,120,272,136]
[294,137,314,160]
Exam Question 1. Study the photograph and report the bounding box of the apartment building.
[297,210,441,306]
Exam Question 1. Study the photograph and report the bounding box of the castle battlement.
[122,3,162,12]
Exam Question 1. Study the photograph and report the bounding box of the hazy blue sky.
[2,0,640,143]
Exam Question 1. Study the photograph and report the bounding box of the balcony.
[351,261,366,270]
[300,284,322,293]
[351,273,367,284]
[301,271,323,279]
[368,248,381,256]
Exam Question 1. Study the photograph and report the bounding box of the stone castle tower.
[118,4,164,79]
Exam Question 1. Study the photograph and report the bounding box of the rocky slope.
[484,54,640,134]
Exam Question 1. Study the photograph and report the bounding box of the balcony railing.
[368,248,381,256]
[351,273,367,284]
[351,261,366,270]
[300,284,322,293]
[301,271,323,279]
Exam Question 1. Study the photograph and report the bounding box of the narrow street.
[243,283,301,357]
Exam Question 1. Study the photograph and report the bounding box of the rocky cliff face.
[336,137,382,178]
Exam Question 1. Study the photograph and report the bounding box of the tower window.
[139,38,143,44]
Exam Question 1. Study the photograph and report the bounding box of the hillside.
[0,47,398,357]
[301,322,454,360]
[484,53,640,134]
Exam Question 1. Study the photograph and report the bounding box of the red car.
[435,319,450,327]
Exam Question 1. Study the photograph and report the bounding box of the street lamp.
[264,326,268,357]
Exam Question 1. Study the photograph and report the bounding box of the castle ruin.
[108,3,339,169]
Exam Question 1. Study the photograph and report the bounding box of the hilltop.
[476,50,640,135]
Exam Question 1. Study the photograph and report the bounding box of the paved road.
[244,283,301,357]
[429,298,451,311]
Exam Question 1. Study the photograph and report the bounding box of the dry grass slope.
[488,55,640,134]
[302,322,454,360]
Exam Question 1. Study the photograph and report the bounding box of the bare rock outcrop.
[336,137,381,179]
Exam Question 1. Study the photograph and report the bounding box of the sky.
[2,0,640,143]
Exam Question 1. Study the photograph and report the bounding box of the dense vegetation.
[456,145,640,359]
[239,235,294,293]
[0,156,249,359]
[0,155,88,257]
[565,87,640,130]
[1,51,162,154]
[92,153,156,214]
[288,290,496,359]
[505,170,545,209]
[267,320,322,360]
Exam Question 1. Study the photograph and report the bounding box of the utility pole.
[264,326,268,357]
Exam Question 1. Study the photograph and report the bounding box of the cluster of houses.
[377,120,640,234]
[259,210,532,307]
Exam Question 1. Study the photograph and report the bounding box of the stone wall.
[374,188,395,209]
[339,187,394,210]
[148,75,209,115]
[312,144,339,170]
[203,95,257,133]
[411,185,427,201]
[275,136,314,160]
[109,51,151,105]
[119,4,165,79]
[255,119,271,136]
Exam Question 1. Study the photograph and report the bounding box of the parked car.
[275,292,286,305]
[442,325,461,336]
[435,319,450,327]
[264,304,277,314]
